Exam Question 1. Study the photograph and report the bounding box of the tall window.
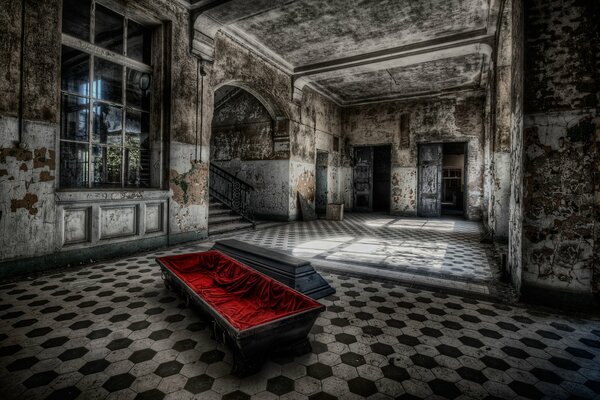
[60,0,153,188]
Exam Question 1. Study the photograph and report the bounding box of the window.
[60,0,153,188]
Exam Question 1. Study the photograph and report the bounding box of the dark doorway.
[315,151,328,214]
[353,147,373,212]
[441,142,466,215]
[372,145,391,212]
[353,145,391,212]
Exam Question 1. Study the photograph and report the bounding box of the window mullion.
[121,17,127,189]
[88,0,95,189]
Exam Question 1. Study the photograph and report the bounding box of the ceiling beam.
[191,0,234,19]
[294,29,494,77]
[339,86,486,107]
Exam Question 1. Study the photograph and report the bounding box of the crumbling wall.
[522,0,599,296]
[487,0,514,240]
[210,35,343,221]
[290,88,342,219]
[211,90,274,161]
[342,96,486,220]
[508,0,525,292]
[210,88,291,219]
[0,0,208,271]
[0,0,61,262]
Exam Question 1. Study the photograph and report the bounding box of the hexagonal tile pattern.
[155,360,183,377]
[79,359,110,375]
[348,376,377,397]
[103,373,136,392]
[266,375,295,396]
[129,349,157,363]
[58,346,89,361]
[199,349,225,364]
[184,374,214,394]
[307,362,333,380]
[340,352,366,367]
[23,370,58,388]
[0,222,599,399]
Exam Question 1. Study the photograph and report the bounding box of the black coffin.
[212,239,335,300]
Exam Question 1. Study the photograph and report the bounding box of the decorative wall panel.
[100,206,138,239]
[63,208,90,245]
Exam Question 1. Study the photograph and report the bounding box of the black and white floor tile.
[232,215,494,284]
[1,245,599,399]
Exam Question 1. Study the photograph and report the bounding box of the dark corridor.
[373,145,391,212]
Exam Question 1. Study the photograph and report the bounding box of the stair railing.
[209,163,255,228]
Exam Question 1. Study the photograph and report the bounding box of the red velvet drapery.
[158,251,322,331]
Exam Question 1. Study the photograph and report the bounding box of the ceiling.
[186,0,499,106]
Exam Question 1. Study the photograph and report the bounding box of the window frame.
[59,0,157,190]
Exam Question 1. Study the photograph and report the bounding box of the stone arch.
[209,80,292,221]
[212,80,289,136]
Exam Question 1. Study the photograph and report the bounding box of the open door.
[441,142,467,216]
[418,144,443,217]
[353,146,373,212]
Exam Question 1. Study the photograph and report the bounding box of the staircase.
[208,163,256,237]
[208,197,255,236]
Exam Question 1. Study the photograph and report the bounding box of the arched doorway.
[208,84,290,235]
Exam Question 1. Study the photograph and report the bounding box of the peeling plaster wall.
[521,0,599,297]
[0,0,207,273]
[210,89,291,219]
[0,0,61,262]
[290,88,342,219]
[508,0,524,292]
[342,96,486,220]
[209,35,343,221]
[487,0,514,240]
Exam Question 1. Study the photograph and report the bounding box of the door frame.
[352,144,392,213]
[352,145,374,212]
[417,141,469,218]
[372,144,392,213]
[315,150,328,214]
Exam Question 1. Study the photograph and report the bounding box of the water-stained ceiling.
[187,0,499,105]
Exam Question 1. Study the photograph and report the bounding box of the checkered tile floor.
[234,215,493,283]
[1,246,599,400]
[227,215,500,300]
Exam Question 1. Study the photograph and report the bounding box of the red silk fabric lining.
[158,250,322,331]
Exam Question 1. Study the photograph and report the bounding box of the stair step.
[208,221,254,236]
[208,215,244,225]
[209,207,233,216]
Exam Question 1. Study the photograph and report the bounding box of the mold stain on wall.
[169,162,209,207]
[521,0,599,294]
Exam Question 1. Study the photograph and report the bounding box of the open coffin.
[156,250,324,375]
